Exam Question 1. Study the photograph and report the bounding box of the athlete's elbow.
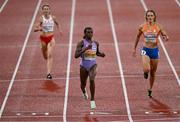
[74,54,79,58]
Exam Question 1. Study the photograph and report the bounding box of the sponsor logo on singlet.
[84,43,97,60]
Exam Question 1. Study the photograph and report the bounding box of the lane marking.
[175,0,180,7]
[63,0,76,122]
[2,114,180,121]
[0,0,8,13]
[0,0,42,118]
[106,0,133,122]
[140,0,180,86]
[32,113,36,116]
[16,113,21,116]
[45,112,49,116]
[1,41,180,49]
[0,74,176,83]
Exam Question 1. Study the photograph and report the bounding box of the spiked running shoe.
[148,89,152,98]
[47,73,52,80]
[144,72,148,79]
[90,100,96,109]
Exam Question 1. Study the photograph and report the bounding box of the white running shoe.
[90,100,96,109]
[83,88,88,100]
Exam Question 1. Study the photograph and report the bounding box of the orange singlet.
[142,22,161,44]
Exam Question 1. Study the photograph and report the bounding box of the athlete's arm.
[53,15,63,35]
[95,41,105,57]
[159,24,169,41]
[34,17,43,32]
[74,40,92,58]
[133,25,143,56]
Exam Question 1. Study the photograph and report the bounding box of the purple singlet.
[80,39,97,71]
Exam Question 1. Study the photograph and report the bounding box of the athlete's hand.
[81,44,92,53]
[162,35,169,42]
[34,27,42,32]
[100,52,105,57]
[86,44,92,50]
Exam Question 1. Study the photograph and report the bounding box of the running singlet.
[42,15,54,33]
[83,40,97,61]
[142,22,160,44]
[80,39,97,71]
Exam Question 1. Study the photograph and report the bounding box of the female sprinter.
[34,4,62,79]
[75,27,105,109]
[133,10,169,98]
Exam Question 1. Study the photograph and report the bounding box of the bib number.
[141,50,146,55]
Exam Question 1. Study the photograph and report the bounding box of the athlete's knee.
[143,68,150,73]
[150,71,156,77]
[81,81,86,86]
[43,55,48,60]
[47,53,53,59]
[90,80,95,85]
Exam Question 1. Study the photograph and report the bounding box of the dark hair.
[145,10,156,22]
[83,27,93,39]
[42,4,50,10]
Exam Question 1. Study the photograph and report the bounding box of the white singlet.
[42,15,54,33]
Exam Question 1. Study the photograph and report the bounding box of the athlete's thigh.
[89,64,97,81]
[80,66,89,83]
[142,54,150,70]
[150,59,158,72]
[41,41,47,49]
[47,38,55,52]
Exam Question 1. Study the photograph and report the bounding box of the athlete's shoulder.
[155,22,162,28]
[51,15,56,19]
[77,39,84,47]
[140,22,147,27]
[139,23,146,31]
[39,16,43,22]
[93,40,99,46]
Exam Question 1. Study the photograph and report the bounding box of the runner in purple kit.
[75,27,105,109]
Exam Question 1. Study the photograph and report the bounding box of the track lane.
[110,0,180,121]
[66,0,128,121]
[0,0,72,121]
[144,0,180,81]
[0,0,38,117]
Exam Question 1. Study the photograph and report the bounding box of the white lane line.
[0,0,42,118]
[2,41,180,49]
[0,0,8,13]
[0,74,176,83]
[140,0,180,86]
[175,0,180,7]
[63,0,76,122]
[106,0,133,122]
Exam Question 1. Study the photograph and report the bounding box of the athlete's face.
[85,29,93,39]
[42,6,50,15]
[146,12,155,23]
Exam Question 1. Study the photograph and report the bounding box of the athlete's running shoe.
[90,100,96,109]
[148,89,152,98]
[83,88,88,100]
[144,72,148,79]
[47,73,52,80]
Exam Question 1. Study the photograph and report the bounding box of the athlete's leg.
[40,41,48,60]
[80,66,88,94]
[89,64,97,101]
[149,59,158,90]
[142,55,150,79]
[47,38,55,75]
